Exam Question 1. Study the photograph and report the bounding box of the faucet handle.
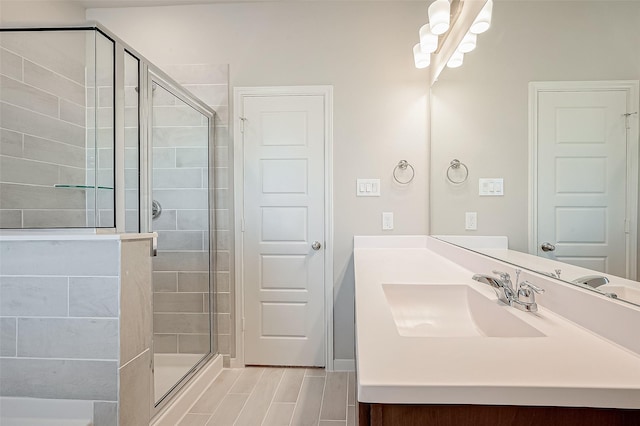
[519,281,545,294]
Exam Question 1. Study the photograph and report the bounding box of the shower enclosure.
[0,24,217,421]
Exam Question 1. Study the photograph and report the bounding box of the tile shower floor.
[178,367,356,426]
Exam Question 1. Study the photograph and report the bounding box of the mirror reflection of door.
[532,82,638,280]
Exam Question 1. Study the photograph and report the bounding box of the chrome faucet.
[472,269,545,312]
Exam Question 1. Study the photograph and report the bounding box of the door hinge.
[625,219,631,234]
[242,318,246,331]
[241,218,245,232]
[239,116,247,133]
[624,112,638,130]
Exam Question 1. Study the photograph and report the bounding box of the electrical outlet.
[382,212,394,230]
[465,212,477,230]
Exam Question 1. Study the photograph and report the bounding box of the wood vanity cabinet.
[357,402,640,426]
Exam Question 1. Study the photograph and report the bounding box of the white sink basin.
[382,284,545,338]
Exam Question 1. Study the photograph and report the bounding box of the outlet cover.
[465,212,477,230]
[382,212,394,230]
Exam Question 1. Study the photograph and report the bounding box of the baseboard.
[229,357,244,368]
[333,358,355,371]
[151,354,223,426]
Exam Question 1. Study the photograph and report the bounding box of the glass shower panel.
[124,52,140,232]
[94,31,115,227]
[0,29,114,228]
[151,82,211,404]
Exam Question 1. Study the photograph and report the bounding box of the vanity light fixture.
[413,43,431,69]
[458,31,477,53]
[428,0,451,35]
[470,0,493,34]
[419,24,439,54]
[446,50,464,68]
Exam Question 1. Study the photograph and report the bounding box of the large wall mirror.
[430,1,640,305]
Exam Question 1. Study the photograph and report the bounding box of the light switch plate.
[356,179,381,197]
[479,178,504,196]
[382,212,394,230]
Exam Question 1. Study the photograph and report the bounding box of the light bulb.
[458,32,477,53]
[447,50,464,68]
[428,0,450,35]
[470,0,493,34]
[413,43,430,69]
[419,24,438,54]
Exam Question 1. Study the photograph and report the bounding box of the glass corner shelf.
[54,184,114,190]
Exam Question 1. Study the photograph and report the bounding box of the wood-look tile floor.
[178,367,356,426]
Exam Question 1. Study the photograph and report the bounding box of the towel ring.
[446,159,468,184]
[393,160,415,184]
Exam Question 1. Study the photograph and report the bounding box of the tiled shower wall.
[151,84,211,357]
[0,32,88,228]
[153,64,232,364]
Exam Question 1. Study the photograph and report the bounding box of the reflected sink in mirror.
[382,284,545,338]
[598,284,640,306]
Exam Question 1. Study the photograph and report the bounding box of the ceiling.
[74,0,423,8]
[24,0,640,11]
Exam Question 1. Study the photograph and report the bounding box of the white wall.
[88,2,430,361]
[431,1,640,252]
[0,1,86,25]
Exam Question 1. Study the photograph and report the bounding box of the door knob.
[311,241,322,251]
[541,242,556,252]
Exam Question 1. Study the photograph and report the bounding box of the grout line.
[1,71,86,108]
[2,314,119,320]
[287,369,306,426]
[13,315,19,357]
[185,368,241,420]
[1,100,85,130]
[66,277,70,317]
[317,372,328,424]
[5,354,119,362]
[0,274,119,279]
[0,153,86,170]
[260,367,287,426]
[228,369,264,425]
[345,373,349,423]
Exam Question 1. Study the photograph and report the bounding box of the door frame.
[528,80,639,279]
[232,86,335,370]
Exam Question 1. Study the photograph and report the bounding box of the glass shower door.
[149,79,212,405]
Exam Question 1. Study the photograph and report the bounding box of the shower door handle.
[151,234,158,257]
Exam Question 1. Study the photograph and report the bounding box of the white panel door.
[242,95,325,366]
[537,90,628,275]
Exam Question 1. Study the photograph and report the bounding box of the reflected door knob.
[541,242,556,252]
[311,241,322,251]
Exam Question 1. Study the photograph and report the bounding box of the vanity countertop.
[354,236,640,408]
